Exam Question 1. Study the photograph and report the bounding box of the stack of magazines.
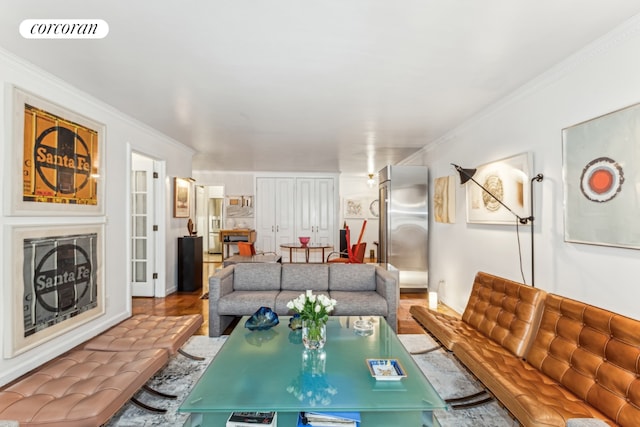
[297,412,360,427]
[226,411,277,426]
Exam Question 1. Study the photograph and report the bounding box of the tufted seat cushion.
[0,349,167,427]
[410,306,471,350]
[84,314,203,355]
[527,294,640,426]
[411,271,546,356]
[454,293,640,426]
[455,334,613,426]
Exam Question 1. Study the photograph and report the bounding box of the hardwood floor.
[132,257,458,336]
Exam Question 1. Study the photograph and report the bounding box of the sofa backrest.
[525,293,640,426]
[281,264,329,291]
[234,263,282,291]
[328,264,376,291]
[461,271,546,358]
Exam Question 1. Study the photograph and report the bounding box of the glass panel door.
[131,153,155,296]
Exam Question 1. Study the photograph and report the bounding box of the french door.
[131,153,155,297]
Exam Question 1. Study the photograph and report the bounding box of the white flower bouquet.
[287,290,337,349]
[287,290,337,324]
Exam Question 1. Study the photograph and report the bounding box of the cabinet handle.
[272,226,274,232]
[277,225,279,232]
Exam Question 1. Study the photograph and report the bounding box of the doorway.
[130,152,160,297]
[195,185,224,262]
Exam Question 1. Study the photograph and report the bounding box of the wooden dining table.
[279,243,333,263]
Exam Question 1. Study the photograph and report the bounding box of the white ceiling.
[1,1,640,174]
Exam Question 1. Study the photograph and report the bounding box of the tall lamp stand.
[452,163,543,287]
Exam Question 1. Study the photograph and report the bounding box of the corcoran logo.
[19,19,109,39]
[34,126,92,195]
[33,243,93,313]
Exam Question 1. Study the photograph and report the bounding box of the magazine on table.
[226,411,277,426]
[297,411,360,427]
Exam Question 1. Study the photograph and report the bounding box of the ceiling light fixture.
[367,173,376,188]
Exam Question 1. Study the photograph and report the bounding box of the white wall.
[194,171,255,195]
[0,49,193,385]
[193,171,381,261]
[407,17,640,317]
[338,173,379,259]
[193,170,256,230]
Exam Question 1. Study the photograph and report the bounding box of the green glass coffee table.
[179,316,446,426]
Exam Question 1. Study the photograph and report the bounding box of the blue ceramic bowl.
[245,307,280,331]
[288,313,302,330]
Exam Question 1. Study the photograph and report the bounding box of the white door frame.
[128,147,167,299]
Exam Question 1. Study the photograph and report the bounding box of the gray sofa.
[208,262,399,336]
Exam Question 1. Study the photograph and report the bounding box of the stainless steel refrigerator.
[208,197,223,254]
[378,165,429,289]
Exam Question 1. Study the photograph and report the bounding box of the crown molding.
[422,12,640,154]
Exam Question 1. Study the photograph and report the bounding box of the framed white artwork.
[344,198,365,219]
[465,153,533,225]
[4,223,105,357]
[563,103,640,249]
[5,86,105,216]
[434,175,455,224]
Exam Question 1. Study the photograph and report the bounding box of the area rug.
[399,334,517,427]
[106,334,517,426]
[105,336,227,427]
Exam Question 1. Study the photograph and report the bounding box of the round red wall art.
[579,157,624,202]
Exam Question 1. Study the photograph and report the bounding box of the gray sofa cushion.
[234,263,282,291]
[218,291,280,315]
[329,291,388,316]
[275,290,332,315]
[281,264,329,291]
[329,264,376,291]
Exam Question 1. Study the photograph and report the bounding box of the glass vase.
[302,348,326,376]
[302,319,327,350]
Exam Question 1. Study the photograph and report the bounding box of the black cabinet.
[339,228,348,258]
[178,236,203,292]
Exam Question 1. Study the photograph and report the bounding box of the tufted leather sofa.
[410,271,546,356]
[0,349,168,427]
[0,314,203,426]
[412,273,640,427]
[84,314,203,355]
[454,293,640,426]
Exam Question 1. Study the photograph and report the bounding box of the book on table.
[297,411,360,427]
[226,411,277,426]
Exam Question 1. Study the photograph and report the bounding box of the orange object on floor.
[237,241,257,256]
[327,220,367,263]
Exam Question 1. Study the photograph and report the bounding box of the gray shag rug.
[105,333,518,426]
